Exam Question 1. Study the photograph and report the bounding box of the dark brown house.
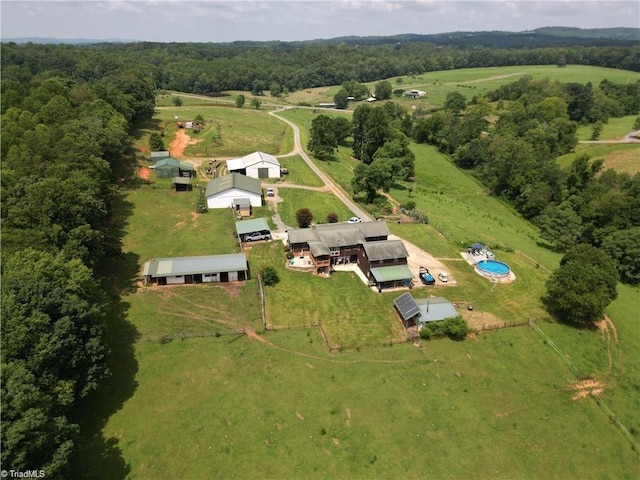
[287,221,413,290]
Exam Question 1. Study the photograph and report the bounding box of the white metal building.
[205,173,263,209]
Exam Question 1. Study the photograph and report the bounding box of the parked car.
[244,232,271,242]
[347,217,362,223]
[266,188,275,197]
[419,266,435,285]
[438,271,449,283]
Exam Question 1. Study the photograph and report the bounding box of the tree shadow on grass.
[72,195,141,479]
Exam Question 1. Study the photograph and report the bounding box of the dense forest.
[2,32,640,475]
[2,37,639,98]
[1,64,155,476]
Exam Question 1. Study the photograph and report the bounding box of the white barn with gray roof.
[205,173,262,209]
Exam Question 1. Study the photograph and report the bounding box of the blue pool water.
[476,260,510,276]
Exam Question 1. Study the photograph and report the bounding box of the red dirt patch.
[139,166,152,181]
[569,378,605,400]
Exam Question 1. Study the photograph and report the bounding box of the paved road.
[269,107,372,221]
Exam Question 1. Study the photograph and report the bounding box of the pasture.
[137,105,293,158]
[74,64,640,478]
[284,65,640,108]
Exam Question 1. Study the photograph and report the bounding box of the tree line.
[2,40,638,98]
[1,66,155,477]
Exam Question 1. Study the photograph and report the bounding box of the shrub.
[261,266,279,286]
[419,317,469,341]
[326,212,339,223]
[401,201,416,211]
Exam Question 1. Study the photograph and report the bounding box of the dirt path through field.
[170,129,204,157]
[445,72,526,85]
[243,327,406,365]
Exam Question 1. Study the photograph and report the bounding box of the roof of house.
[236,218,270,236]
[370,265,414,283]
[415,297,458,324]
[151,150,170,159]
[155,158,194,170]
[142,253,248,278]
[309,241,331,257]
[242,151,280,168]
[287,221,390,246]
[205,173,262,198]
[362,240,409,262]
[394,292,421,322]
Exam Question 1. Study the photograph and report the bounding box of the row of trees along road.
[1,67,155,477]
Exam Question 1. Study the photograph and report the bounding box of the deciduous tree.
[544,244,618,324]
[295,208,314,228]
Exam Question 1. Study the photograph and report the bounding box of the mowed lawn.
[248,242,407,347]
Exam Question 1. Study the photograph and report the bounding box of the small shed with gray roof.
[142,253,248,285]
[393,293,458,329]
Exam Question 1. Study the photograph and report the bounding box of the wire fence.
[529,319,639,453]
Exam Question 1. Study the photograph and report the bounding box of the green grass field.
[284,65,640,109]
[74,65,640,479]
[276,188,354,227]
[275,154,324,187]
[557,144,640,176]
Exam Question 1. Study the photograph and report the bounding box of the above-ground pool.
[476,259,511,278]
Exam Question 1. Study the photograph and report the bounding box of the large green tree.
[351,160,393,203]
[308,115,338,159]
[544,244,618,324]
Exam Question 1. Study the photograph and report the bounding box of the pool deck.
[461,252,517,284]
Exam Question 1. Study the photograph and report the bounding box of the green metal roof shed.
[235,218,270,236]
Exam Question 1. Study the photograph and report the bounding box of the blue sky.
[1,1,638,42]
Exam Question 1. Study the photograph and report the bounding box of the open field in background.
[274,154,325,187]
[557,143,640,176]
[576,114,639,141]
[283,65,640,108]
[277,189,354,227]
[136,105,292,158]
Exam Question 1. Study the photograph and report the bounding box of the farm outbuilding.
[154,158,195,178]
[150,150,170,162]
[172,177,192,192]
[205,173,262,209]
[235,217,271,241]
[142,253,248,285]
[393,293,458,329]
[227,151,281,179]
